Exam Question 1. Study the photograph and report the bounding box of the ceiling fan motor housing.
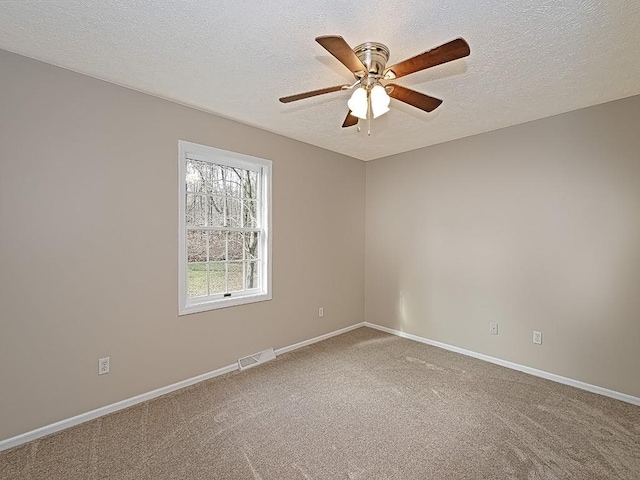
[353,42,390,77]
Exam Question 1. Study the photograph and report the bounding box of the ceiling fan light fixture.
[347,87,368,119]
[370,84,390,118]
[280,35,470,130]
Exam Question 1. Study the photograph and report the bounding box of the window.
[178,141,272,314]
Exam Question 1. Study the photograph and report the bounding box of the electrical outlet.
[489,322,498,335]
[318,307,324,317]
[98,357,110,375]
[533,331,542,345]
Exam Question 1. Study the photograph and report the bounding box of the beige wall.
[0,50,365,441]
[2,47,639,443]
[366,95,640,398]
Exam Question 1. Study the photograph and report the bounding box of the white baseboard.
[0,322,365,452]
[274,322,364,356]
[7,320,632,452]
[364,322,640,407]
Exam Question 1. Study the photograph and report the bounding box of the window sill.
[179,291,272,316]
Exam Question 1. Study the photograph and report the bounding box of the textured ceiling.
[1,1,639,161]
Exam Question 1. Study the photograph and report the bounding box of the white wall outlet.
[489,322,499,335]
[533,331,542,345]
[98,357,110,375]
[318,307,324,317]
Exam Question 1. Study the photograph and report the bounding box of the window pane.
[208,196,225,227]
[208,231,226,261]
[224,167,243,197]
[228,262,243,291]
[228,232,244,261]
[227,198,241,228]
[208,263,225,294]
[243,200,258,228]
[187,230,207,262]
[244,232,259,260]
[187,263,207,298]
[186,194,206,227]
[246,170,259,200]
[207,163,225,195]
[245,261,259,289]
[186,160,206,193]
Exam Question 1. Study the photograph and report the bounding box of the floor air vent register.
[237,348,276,371]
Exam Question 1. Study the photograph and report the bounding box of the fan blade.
[388,84,443,113]
[279,85,346,103]
[384,38,470,79]
[316,35,367,76]
[342,111,359,128]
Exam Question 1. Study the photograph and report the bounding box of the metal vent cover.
[238,348,276,371]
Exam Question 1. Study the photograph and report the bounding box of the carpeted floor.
[1,327,639,479]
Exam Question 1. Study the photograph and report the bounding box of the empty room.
[1,1,639,479]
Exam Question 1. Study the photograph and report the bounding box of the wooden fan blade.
[279,85,346,103]
[316,35,367,75]
[342,111,359,128]
[388,84,443,112]
[384,38,470,79]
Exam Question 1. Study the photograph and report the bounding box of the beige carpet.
[1,327,639,479]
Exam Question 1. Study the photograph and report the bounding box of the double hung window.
[178,141,272,314]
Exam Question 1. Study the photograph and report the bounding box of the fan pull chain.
[367,88,372,136]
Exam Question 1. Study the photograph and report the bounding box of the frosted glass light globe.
[347,87,368,119]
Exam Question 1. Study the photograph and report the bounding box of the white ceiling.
[1,1,639,161]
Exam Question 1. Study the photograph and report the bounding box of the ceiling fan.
[279,35,470,133]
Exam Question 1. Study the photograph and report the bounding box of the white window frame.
[178,140,272,315]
